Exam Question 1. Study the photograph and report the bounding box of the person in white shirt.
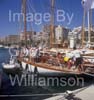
[72,47,83,71]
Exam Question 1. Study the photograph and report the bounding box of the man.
[72,47,83,71]
[35,47,40,62]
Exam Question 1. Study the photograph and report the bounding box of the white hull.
[0,45,3,48]
[21,61,74,76]
[21,61,35,72]
[2,63,21,74]
[4,46,9,49]
[36,67,68,76]
[2,64,17,69]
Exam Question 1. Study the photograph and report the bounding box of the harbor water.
[0,48,94,100]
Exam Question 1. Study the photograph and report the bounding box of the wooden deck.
[83,63,94,67]
[18,58,82,75]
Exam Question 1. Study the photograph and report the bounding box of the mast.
[22,0,27,45]
[87,8,92,45]
[90,9,92,42]
[50,0,54,48]
[82,9,85,47]
[87,11,90,43]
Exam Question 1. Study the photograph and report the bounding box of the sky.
[0,0,94,37]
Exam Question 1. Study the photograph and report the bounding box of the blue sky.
[0,0,93,37]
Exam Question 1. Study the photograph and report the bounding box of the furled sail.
[82,0,94,11]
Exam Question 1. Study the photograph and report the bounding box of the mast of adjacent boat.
[82,8,92,48]
[87,9,92,46]
[50,0,54,48]
[82,9,85,47]
[22,0,27,46]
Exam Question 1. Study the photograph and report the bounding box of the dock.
[45,85,94,100]
[0,69,2,88]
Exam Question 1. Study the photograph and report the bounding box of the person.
[64,51,73,68]
[30,47,36,62]
[24,47,29,58]
[29,46,33,61]
[67,58,73,69]
[22,46,29,58]
[15,48,20,57]
[72,47,83,71]
[19,47,24,57]
[35,47,40,62]
[55,53,61,66]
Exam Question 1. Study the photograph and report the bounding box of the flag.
[82,0,94,11]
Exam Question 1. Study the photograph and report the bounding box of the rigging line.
[41,0,50,11]
[45,0,51,10]
[27,0,33,31]
[18,0,24,39]
[27,0,37,32]
[28,0,36,13]
[28,0,36,26]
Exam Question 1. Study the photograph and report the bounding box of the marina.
[0,0,94,100]
[0,48,94,100]
[1,0,94,76]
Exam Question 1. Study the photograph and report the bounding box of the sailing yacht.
[2,0,94,76]
[17,0,94,76]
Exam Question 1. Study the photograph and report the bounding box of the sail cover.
[82,0,94,11]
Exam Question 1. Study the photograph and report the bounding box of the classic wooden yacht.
[2,0,94,76]
[18,48,94,76]
[17,0,94,76]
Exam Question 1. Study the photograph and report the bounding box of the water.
[0,48,10,66]
[0,48,93,100]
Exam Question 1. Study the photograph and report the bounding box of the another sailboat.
[0,45,3,48]
[2,56,21,74]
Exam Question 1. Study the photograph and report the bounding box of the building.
[32,31,49,46]
[0,37,2,44]
[55,25,63,44]
[70,26,94,43]
[4,35,20,45]
[43,24,70,42]
[20,31,33,41]
[43,25,51,34]
[68,27,83,48]
[63,27,71,40]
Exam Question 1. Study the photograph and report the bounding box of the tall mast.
[87,11,90,43]
[82,9,85,47]
[87,9,92,44]
[50,0,54,48]
[90,9,92,42]
[22,0,27,45]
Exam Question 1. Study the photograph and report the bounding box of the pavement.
[45,85,94,100]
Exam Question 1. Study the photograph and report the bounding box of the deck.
[18,58,82,75]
